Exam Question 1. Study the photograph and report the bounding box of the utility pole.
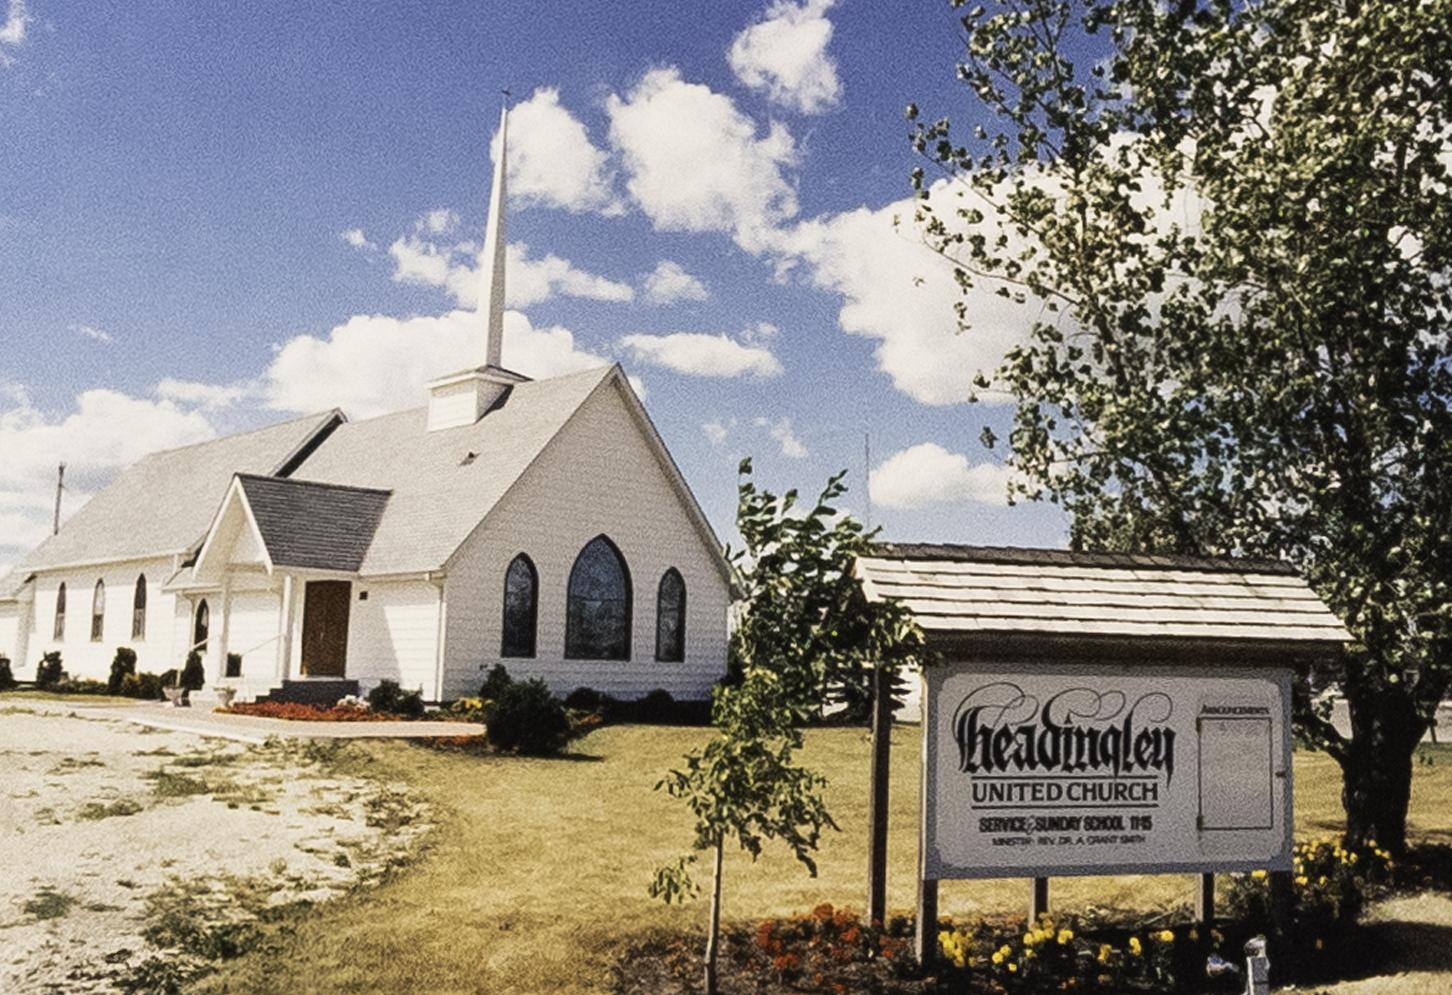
[52,463,65,535]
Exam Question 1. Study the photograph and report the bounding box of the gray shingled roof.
[284,364,616,575]
[856,543,1348,646]
[10,410,342,578]
[237,475,391,572]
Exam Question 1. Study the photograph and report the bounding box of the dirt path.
[0,703,430,992]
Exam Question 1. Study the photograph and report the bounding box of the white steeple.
[424,99,528,432]
[479,102,509,368]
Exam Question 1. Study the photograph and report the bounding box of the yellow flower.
[1156,929,1175,944]
[1007,962,1018,973]
[1097,943,1112,964]
[1295,876,1309,887]
[992,951,1004,965]
[1251,869,1268,880]
[1024,931,1037,946]
[1057,928,1074,944]
[1188,927,1199,942]
[999,945,1012,959]
[1128,936,1143,957]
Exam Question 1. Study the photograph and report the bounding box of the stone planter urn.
[162,686,186,707]
[214,686,238,709]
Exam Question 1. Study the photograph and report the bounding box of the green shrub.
[366,679,424,718]
[159,668,179,690]
[109,647,138,694]
[35,651,66,689]
[479,663,513,700]
[485,680,574,755]
[0,655,16,691]
[563,686,617,714]
[636,688,676,723]
[56,677,111,695]
[179,651,206,692]
[121,672,165,700]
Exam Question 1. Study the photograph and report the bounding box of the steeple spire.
[479,100,509,368]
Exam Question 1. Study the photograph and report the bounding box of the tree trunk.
[705,837,724,995]
[1340,686,1421,853]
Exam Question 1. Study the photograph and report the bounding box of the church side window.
[655,568,686,663]
[194,599,210,654]
[53,582,66,641]
[565,536,632,660]
[90,580,106,642]
[500,554,538,658]
[132,575,148,640]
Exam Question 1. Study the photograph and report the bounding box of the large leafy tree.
[911,0,1451,851]
[651,461,926,994]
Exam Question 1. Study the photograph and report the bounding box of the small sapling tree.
[651,460,926,994]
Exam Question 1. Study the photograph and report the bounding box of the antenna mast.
[53,463,65,535]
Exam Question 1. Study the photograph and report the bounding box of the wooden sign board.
[921,661,1294,879]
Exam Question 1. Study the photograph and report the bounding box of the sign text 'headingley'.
[952,682,1176,840]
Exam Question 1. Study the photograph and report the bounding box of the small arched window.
[90,580,106,642]
[132,575,148,640]
[193,599,210,653]
[500,554,538,658]
[655,569,686,663]
[565,535,632,660]
[53,582,67,641]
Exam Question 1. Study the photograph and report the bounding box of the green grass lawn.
[195,727,1452,995]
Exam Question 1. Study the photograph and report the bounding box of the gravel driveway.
[0,701,429,993]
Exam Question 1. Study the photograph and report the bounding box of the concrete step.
[256,679,360,707]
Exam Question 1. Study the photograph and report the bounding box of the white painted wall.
[26,558,184,681]
[440,381,730,701]
[0,604,18,669]
[345,578,442,696]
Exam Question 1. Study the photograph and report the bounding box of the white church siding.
[345,578,443,697]
[440,380,730,701]
[26,558,183,681]
[0,604,19,669]
[223,586,284,684]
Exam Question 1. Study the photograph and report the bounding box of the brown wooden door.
[300,581,351,677]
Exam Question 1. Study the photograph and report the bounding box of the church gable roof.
[235,475,391,572]
[12,409,344,577]
[284,364,617,575]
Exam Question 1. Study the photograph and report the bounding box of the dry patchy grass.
[195,729,1452,995]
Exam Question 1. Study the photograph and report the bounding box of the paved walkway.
[11,696,484,745]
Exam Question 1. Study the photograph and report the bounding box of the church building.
[0,108,732,704]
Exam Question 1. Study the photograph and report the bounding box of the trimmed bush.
[158,668,179,690]
[636,688,676,723]
[35,651,66,689]
[484,679,574,756]
[366,679,425,718]
[563,686,617,714]
[121,672,165,700]
[179,651,206,692]
[0,655,16,691]
[108,647,138,694]
[56,677,111,695]
[479,664,513,700]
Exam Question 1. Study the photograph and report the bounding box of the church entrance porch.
[300,580,351,678]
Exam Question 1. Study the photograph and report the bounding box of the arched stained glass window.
[53,582,66,641]
[501,554,538,658]
[565,536,631,660]
[655,568,686,663]
[194,599,210,654]
[132,575,148,640]
[90,580,105,642]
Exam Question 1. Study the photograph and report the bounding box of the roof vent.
[460,451,478,466]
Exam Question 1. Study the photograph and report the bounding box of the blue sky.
[0,0,1069,569]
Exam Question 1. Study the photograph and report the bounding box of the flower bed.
[219,701,395,723]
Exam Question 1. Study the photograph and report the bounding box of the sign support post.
[1030,877,1049,921]
[866,664,892,925]
[1195,872,1215,927]
[914,876,938,967]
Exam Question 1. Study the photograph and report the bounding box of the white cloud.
[754,416,807,458]
[387,231,633,309]
[420,208,458,235]
[502,87,623,215]
[728,0,842,114]
[340,228,377,251]
[0,0,29,58]
[71,323,113,345]
[155,378,254,411]
[765,183,1037,405]
[620,331,783,379]
[742,320,778,343]
[606,67,799,251]
[0,387,217,565]
[263,309,609,419]
[702,419,732,446]
[869,442,1010,509]
[643,260,710,305]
